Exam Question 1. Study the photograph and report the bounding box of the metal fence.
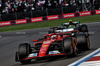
[0,6,76,21]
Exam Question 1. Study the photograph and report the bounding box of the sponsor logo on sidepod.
[43,41,51,44]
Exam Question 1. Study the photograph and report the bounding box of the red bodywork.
[24,30,78,60]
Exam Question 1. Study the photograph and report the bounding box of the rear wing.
[62,21,80,26]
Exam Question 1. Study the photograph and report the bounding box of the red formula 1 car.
[15,31,90,64]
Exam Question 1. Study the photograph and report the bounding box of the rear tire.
[18,43,31,64]
[76,34,90,51]
[48,31,54,34]
[62,38,77,56]
[81,24,88,32]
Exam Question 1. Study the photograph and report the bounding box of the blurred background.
[0,0,100,21]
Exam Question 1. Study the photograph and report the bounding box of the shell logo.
[43,45,48,47]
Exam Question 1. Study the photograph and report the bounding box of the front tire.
[17,43,32,64]
[15,52,19,62]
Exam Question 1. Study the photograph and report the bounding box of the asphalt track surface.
[0,22,100,66]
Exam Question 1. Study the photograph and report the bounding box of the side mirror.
[33,39,38,42]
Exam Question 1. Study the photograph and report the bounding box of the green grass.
[0,14,100,32]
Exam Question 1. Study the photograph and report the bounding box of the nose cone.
[39,40,52,56]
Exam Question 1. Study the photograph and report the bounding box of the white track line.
[78,61,100,66]
[0,36,1,38]
[68,48,100,66]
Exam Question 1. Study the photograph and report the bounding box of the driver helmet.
[51,35,57,40]
[69,20,73,23]
[69,20,74,25]
[69,25,74,28]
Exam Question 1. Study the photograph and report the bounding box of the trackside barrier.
[0,10,100,27]
[63,13,75,18]
[79,11,91,17]
[0,21,11,26]
[47,15,59,20]
[15,19,27,24]
[95,10,100,14]
[31,17,43,23]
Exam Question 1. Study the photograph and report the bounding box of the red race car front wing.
[23,53,67,60]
